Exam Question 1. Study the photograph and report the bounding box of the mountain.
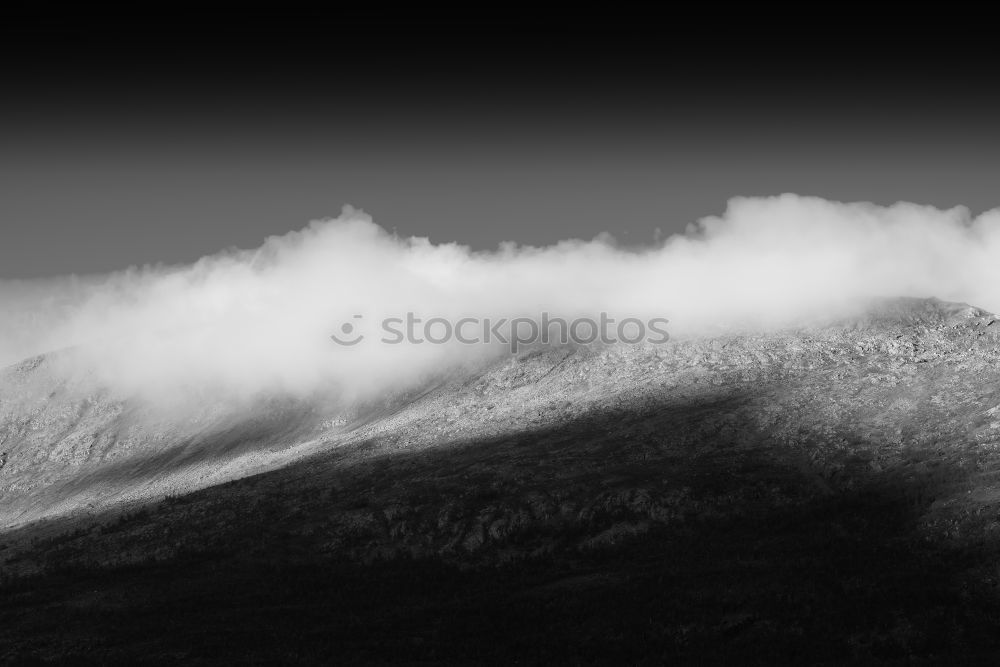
[3,297,1000,663]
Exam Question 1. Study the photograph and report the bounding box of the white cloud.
[2,195,1000,402]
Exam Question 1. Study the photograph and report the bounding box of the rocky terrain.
[4,297,1000,663]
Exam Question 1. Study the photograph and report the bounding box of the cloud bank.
[2,194,1000,401]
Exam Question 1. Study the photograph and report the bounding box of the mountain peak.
[856,296,996,328]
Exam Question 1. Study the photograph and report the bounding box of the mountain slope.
[4,297,1000,662]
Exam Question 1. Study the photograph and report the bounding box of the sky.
[1,8,999,278]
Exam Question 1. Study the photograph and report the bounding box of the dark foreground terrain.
[4,298,1000,663]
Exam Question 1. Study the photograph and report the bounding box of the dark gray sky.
[2,8,998,278]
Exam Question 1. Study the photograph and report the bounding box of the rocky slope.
[4,297,1000,662]
[0,354,344,529]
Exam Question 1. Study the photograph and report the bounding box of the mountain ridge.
[4,296,1000,661]
[3,296,1000,544]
